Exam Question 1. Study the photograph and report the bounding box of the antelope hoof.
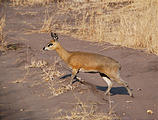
[105,92,113,96]
[130,93,134,98]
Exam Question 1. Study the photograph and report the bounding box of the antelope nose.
[43,47,45,50]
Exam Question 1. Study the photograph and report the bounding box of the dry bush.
[0,15,7,51]
[40,16,53,33]
[0,16,5,41]
[42,57,80,96]
[38,9,53,33]
[10,0,63,6]
[47,76,80,96]
[25,58,48,68]
[26,57,79,96]
[0,15,25,51]
[55,95,120,120]
[51,0,158,55]
[10,0,51,6]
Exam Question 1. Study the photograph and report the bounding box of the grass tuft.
[26,57,79,96]
[10,0,51,6]
[39,9,53,33]
[10,0,63,6]
[0,15,7,52]
[55,95,120,120]
[25,58,48,68]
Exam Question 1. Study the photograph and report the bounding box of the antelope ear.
[51,32,58,41]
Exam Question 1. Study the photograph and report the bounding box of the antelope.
[43,32,133,97]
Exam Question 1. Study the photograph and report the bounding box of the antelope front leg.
[70,69,79,84]
[67,69,79,90]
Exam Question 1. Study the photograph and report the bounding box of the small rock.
[123,112,126,116]
[137,88,142,91]
[147,110,153,115]
[126,100,133,103]
[20,109,24,112]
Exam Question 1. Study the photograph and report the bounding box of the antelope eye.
[48,43,53,47]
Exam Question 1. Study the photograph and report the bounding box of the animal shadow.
[96,86,129,96]
[60,74,84,84]
[60,74,72,79]
[59,74,129,96]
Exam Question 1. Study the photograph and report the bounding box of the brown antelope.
[43,32,133,97]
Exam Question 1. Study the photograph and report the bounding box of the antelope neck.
[55,44,71,62]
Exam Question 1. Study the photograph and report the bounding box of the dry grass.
[0,15,7,51]
[37,9,53,33]
[26,57,79,96]
[25,58,48,68]
[55,95,120,120]
[0,15,23,51]
[42,57,80,96]
[10,0,51,6]
[50,0,158,55]
[12,0,158,55]
[40,16,53,33]
[10,0,63,6]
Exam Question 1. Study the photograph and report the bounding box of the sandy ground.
[0,2,158,120]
